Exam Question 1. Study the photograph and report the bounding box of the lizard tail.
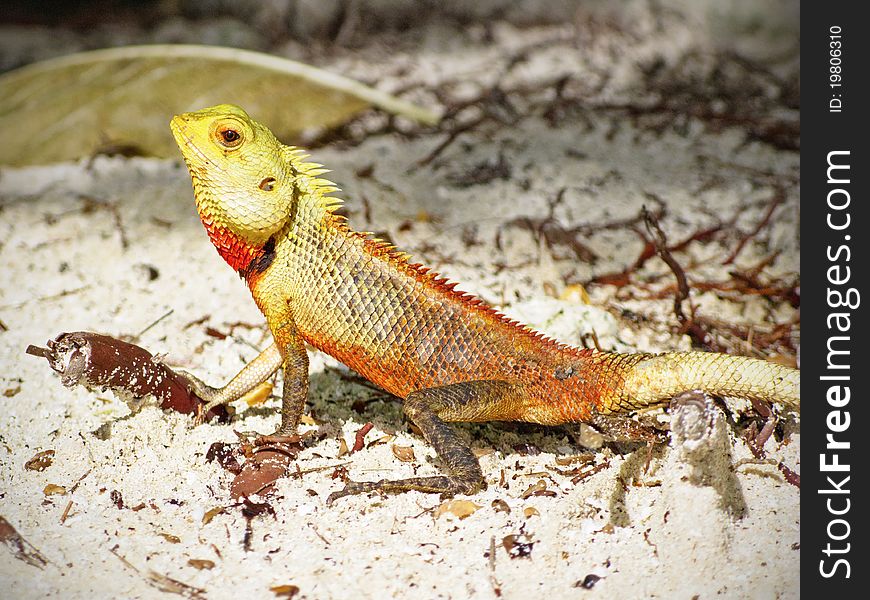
[604,351,799,413]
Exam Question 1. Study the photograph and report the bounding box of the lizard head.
[170,104,297,272]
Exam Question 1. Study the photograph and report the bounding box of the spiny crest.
[281,145,344,212]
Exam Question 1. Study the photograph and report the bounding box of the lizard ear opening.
[259,177,277,191]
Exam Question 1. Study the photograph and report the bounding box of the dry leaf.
[24,450,55,472]
[367,434,394,448]
[0,45,439,166]
[242,381,273,407]
[523,507,540,518]
[270,584,300,598]
[202,507,224,525]
[560,284,591,304]
[336,438,349,458]
[298,414,317,426]
[520,479,548,499]
[391,444,416,463]
[42,484,67,496]
[502,534,534,559]
[187,559,215,570]
[434,499,481,520]
[491,499,511,514]
[159,533,181,543]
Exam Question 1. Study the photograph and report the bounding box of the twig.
[110,546,206,599]
[132,309,174,342]
[743,420,800,488]
[722,187,786,265]
[643,207,689,324]
[60,469,92,524]
[489,535,503,597]
[0,516,49,569]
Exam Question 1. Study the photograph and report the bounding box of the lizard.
[169,104,800,503]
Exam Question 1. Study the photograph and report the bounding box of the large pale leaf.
[0,44,439,166]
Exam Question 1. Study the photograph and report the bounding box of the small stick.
[643,207,690,324]
[0,516,49,569]
[723,187,785,265]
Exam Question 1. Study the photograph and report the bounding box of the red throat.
[199,211,269,284]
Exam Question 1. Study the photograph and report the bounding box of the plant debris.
[26,332,228,420]
[0,516,49,569]
[502,534,534,559]
[391,444,416,463]
[24,450,55,472]
[434,499,481,520]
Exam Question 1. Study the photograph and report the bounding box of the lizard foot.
[326,476,485,506]
[254,433,302,447]
[254,424,302,447]
[174,370,222,425]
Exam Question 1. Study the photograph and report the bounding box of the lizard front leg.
[328,380,522,504]
[183,343,283,421]
[260,313,310,439]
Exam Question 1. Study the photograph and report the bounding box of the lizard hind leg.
[327,380,519,505]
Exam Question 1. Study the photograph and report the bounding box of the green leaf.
[0,44,439,166]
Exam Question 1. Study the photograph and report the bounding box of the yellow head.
[170,104,297,247]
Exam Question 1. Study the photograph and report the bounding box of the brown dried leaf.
[502,534,534,559]
[230,440,301,500]
[336,438,349,458]
[3,384,21,397]
[367,434,394,448]
[491,499,511,514]
[523,507,540,518]
[187,559,215,570]
[242,381,273,407]
[202,507,225,525]
[434,499,481,520]
[42,484,67,496]
[391,444,416,463]
[159,533,181,544]
[270,584,301,598]
[520,479,548,499]
[25,450,55,472]
[298,414,318,426]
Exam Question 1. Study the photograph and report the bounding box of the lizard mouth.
[169,115,222,173]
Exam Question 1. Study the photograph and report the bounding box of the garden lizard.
[170,104,800,502]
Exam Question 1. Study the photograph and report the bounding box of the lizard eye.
[259,177,276,191]
[216,125,243,148]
